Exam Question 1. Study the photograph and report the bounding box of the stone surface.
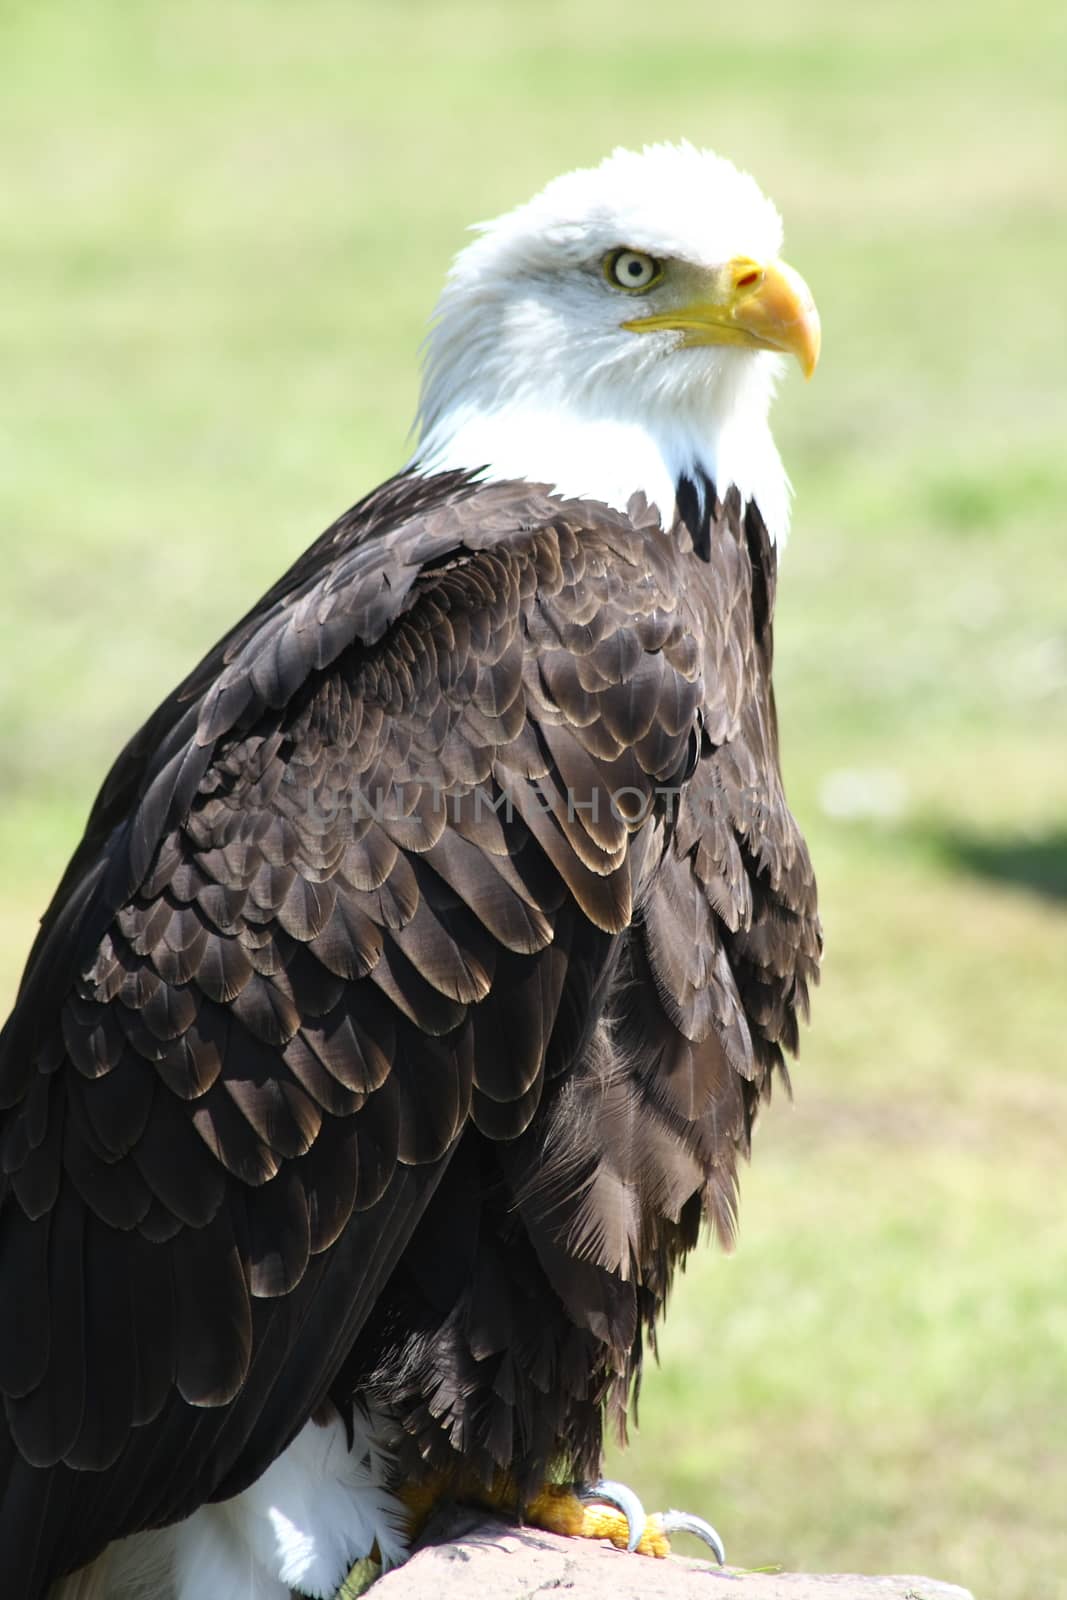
[363,1513,975,1600]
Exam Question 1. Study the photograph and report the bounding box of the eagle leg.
[331,1478,725,1592]
[524,1478,725,1564]
[335,1556,383,1598]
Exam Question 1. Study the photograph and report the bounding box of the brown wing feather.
[6,468,797,1593]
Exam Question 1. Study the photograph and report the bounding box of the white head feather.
[412,142,796,543]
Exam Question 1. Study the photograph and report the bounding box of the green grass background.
[2,3,1065,1595]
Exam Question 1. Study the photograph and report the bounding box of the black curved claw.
[657,1508,726,1566]
[577,1477,648,1553]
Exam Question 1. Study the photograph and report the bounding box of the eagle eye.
[604,249,662,293]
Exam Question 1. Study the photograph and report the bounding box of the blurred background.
[2,3,1065,1595]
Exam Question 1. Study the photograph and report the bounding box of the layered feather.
[0,469,819,1594]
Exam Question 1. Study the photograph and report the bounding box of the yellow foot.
[335,1556,382,1598]
[524,1479,724,1564]
[525,1482,669,1557]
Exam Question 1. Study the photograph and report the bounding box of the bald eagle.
[0,143,821,1599]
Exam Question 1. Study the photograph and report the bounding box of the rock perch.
[352,1512,975,1600]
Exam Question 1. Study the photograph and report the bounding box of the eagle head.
[413,142,820,544]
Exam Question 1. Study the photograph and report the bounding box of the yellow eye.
[604,249,662,293]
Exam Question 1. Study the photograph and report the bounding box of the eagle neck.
[410,401,790,545]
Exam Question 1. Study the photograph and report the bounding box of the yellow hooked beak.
[622,257,821,379]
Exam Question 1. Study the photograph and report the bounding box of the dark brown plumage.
[0,465,819,1595]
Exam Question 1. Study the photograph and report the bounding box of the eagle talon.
[656,1508,726,1565]
[577,1478,648,1552]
